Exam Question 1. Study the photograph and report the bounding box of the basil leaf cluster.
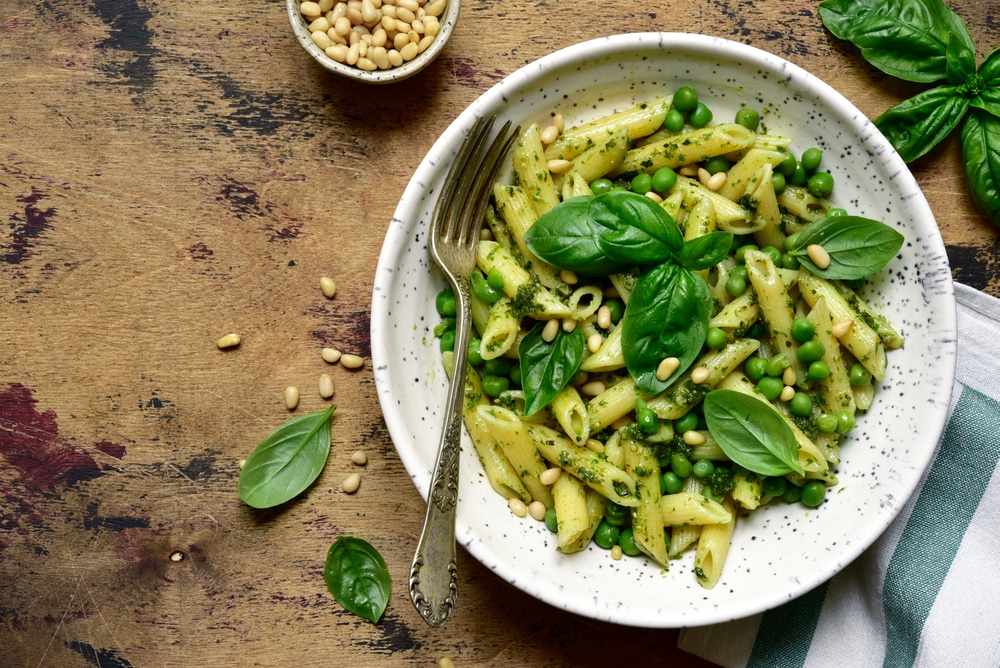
[819,0,1000,226]
[324,536,391,623]
[786,215,905,279]
[524,190,732,398]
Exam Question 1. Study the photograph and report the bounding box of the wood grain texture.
[0,0,996,666]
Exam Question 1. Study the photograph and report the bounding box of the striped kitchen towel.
[678,281,1000,668]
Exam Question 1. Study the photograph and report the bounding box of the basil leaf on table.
[702,390,804,477]
[961,109,1000,225]
[519,322,585,416]
[945,31,977,86]
[324,536,391,623]
[970,48,1000,118]
[677,231,734,271]
[787,215,904,280]
[621,262,711,395]
[874,85,970,162]
[237,405,336,509]
[588,190,684,265]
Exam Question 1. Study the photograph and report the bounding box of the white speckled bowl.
[286,0,459,83]
[371,33,957,627]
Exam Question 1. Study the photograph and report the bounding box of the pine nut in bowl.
[286,0,459,84]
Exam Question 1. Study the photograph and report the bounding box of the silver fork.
[409,115,519,627]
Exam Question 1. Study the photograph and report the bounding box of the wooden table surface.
[1,1,997,666]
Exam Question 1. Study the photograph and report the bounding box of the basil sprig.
[324,536,391,623]
[786,215,905,279]
[238,405,336,509]
[519,322,585,417]
[702,390,804,477]
[819,0,1000,226]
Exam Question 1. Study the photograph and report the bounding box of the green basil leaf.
[519,322,585,416]
[523,196,620,276]
[678,231,734,271]
[960,108,1000,226]
[979,47,1000,86]
[621,263,711,395]
[970,88,1000,119]
[819,0,975,83]
[702,390,804,477]
[874,85,969,162]
[589,190,684,265]
[945,31,977,86]
[238,405,336,509]
[788,215,904,280]
[324,536,391,623]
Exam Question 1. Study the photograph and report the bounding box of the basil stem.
[237,405,336,509]
[702,390,804,477]
[787,215,904,280]
[961,109,1000,224]
[519,322,585,416]
[324,536,391,623]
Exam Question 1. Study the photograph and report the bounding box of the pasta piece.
[623,436,669,566]
[731,468,763,510]
[709,289,760,334]
[560,170,594,200]
[544,97,672,161]
[674,176,760,234]
[659,492,733,526]
[551,473,589,552]
[580,323,624,372]
[609,124,757,177]
[744,249,797,361]
[744,164,786,250]
[806,296,856,417]
[570,127,629,181]
[777,184,826,222]
[550,385,590,446]
[831,281,904,350]
[479,296,520,361]
[476,241,574,319]
[558,484,608,554]
[512,123,560,216]
[492,183,562,289]
[694,497,736,589]
[478,405,555,508]
[716,148,786,202]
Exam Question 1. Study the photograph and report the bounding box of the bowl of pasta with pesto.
[371,32,957,627]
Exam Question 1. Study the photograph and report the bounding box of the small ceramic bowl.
[286,0,459,84]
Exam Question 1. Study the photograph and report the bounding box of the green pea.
[777,150,797,176]
[590,178,614,195]
[816,413,838,434]
[604,298,625,325]
[675,412,699,434]
[705,327,728,350]
[594,520,620,549]
[807,172,834,198]
[467,338,485,366]
[472,272,502,303]
[735,243,758,263]
[435,288,456,317]
[848,362,872,387]
[762,476,788,498]
[797,340,826,363]
[781,253,800,270]
[652,166,677,192]
[671,453,694,478]
[771,171,787,195]
[618,527,642,556]
[481,374,509,398]
[631,172,653,194]
[783,485,802,503]
[807,360,831,381]
[790,317,815,343]
[725,273,747,297]
[486,267,505,290]
[663,108,686,133]
[758,376,784,401]
[788,392,813,417]
[484,357,511,376]
[508,365,522,387]
[826,207,848,217]
[439,329,456,352]
[765,353,791,377]
[800,480,827,507]
[693,459,715,478]
[784,231,802,252]
[761,245,783,265]
[688,102,713,129]
[672,86,699,113]
[800,147,823,173]
[735,107,760,131]
[661,471,684,495]
[605,502,631,527]
[636,407,659,435]
[704,156,730,175]
[744,356,768,382]
[544,506,558,533]
[835,410,856,434]
[790,164,808,186]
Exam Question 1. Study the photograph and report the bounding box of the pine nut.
[508,497,527,517]
[539,467,562,486]
[319,374,335,399]
[417,34,434,52]
[645,191,663,203]
[697,167,712,186]
[216,333,241,349]
[832,319,854,338]
[321,347,342,363]
[561,318,577,333]
[357,56,377,71]
[312,30,333,50]
[780,385,796,402]
[657,357,680,381]
[541,318,560,342]
[690,366,711,384]
[284,386,300,410]
[585,439,605,453]
[611,545,623,560]
[683,430,706,446]
[340,354,364,369]
[597,305,612,329]
[238,458,247,469]
[552,113,565,132]
[439,659,456,668]
[309,17,331,32]
[559,269,578,285]
[400,41,418,61]
[539,124,560,144]
[806,244,831,269]
[679,164,700,177]
[547,159,573,174]
[528,500,547,521]
[580,381,606,397]
[587,333,603,353]
[326,44,349,62]
[342,472,361,493]
[351,450,368,465]
[300,1,322,17]
[782,366,797,386]
[387,49,403,66]
[706,172,727,191]
[395,6,415,22]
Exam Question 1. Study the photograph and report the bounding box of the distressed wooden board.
[0,0,996,666]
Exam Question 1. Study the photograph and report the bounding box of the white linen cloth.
[679,282,1000,668]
